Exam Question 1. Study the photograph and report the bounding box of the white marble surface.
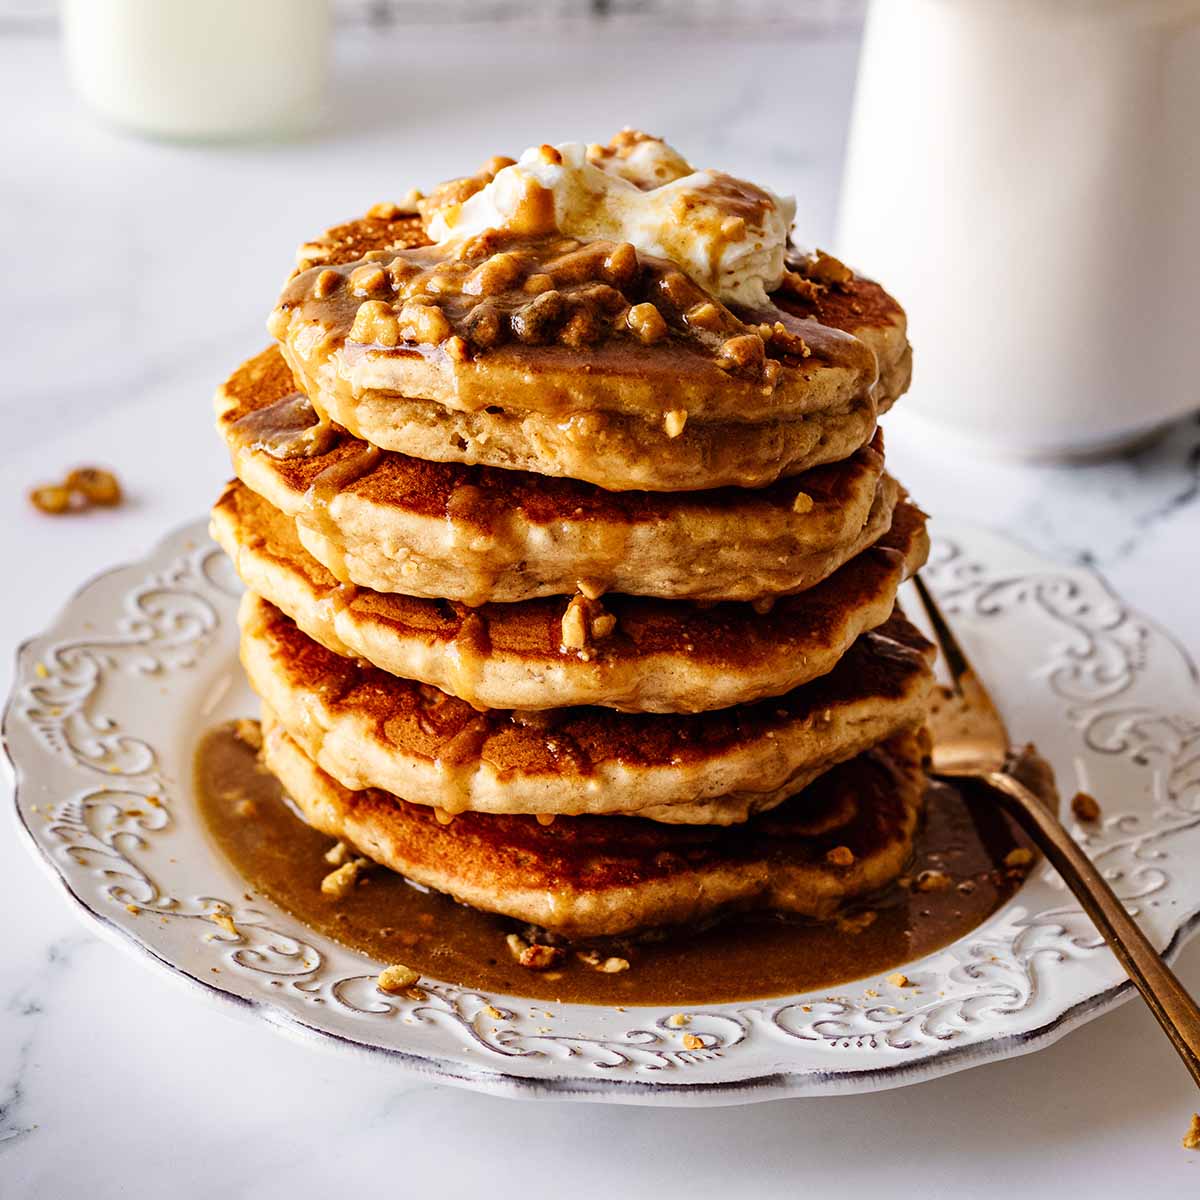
[2,22,1200,1199]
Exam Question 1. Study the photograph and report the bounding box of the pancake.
[262,712,926,939]
[216,347,896,603]
[239,593,935,824]
[268,214,907,491]
[213,481,929,713]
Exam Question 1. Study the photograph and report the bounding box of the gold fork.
[911,573,1200,1088]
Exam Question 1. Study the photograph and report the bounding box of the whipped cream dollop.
[426,134,796,307]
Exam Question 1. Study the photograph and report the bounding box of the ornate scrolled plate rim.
[5,517,1200,1106]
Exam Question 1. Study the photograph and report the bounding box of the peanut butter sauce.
[196,723,1036,1006]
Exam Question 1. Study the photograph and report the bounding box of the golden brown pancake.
[240,593,935,824]
[213,481,929,713]
[268,211,907,491]
[216,347,896,603]
[263,712,926,939]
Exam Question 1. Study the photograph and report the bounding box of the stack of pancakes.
[211,156,934,944]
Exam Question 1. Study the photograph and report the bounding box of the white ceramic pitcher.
[838,0,1200,459]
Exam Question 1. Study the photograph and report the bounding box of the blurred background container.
[839,0,1200,460]
[62,0,331,140]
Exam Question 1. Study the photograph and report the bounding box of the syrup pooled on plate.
[195,721,1036,1006]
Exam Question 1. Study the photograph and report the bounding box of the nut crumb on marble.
[30,466,123,516]
[1183,1113,1200,1150]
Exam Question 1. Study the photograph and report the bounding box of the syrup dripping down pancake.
[212,481,928,713]
[239,593,935,824]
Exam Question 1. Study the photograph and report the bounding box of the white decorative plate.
[5,520,1200,1105]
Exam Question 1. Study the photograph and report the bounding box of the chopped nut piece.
[324,840,351,867]
[682,1033,704,1051]
[887,972,911,988]
[685,301,724,331]
[780,270,824,304]
[576,578,604,601]
[599,956,629,974]
[348,299,400,347]
[560,596,589,651]
[321,858,367,898]
[663,409,688,438]
[349,264,388,297]
[464,302,505,349]
[398,299,452,344]
[602,242,639,287]
[559,307,604,348]
[463,250,524,296]
[825,845,855,867]
[519,942,562,970]
[233,718,262,751]
[66,467,122,507]
[1071,791,1101,823]
[1004,848,1034,868]
[210,911,238,937]
[377,963,420,994]
[484,1004,504,1020]
[523,272,555,294]
[366,201,403,220]
[667,1013,691,1028]
[444,334,470,362]
[512,289,566,343]
[125,904,141,916]
[1183,1113,1200,1150]
[836,910,877,935]
[717,333,766,371]
[792,491,814,514]
[914,869,953,893]
[234,798,257,818]
[29,484,74,515]
[805,249,854,286]
[766,320,811,359]
[627,302,667,344]
[590,612,617,640]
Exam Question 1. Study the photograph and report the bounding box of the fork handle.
[984,770,1200,1089]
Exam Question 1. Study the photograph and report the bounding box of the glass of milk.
[838,0,1200,460]
[62,0,330,140]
